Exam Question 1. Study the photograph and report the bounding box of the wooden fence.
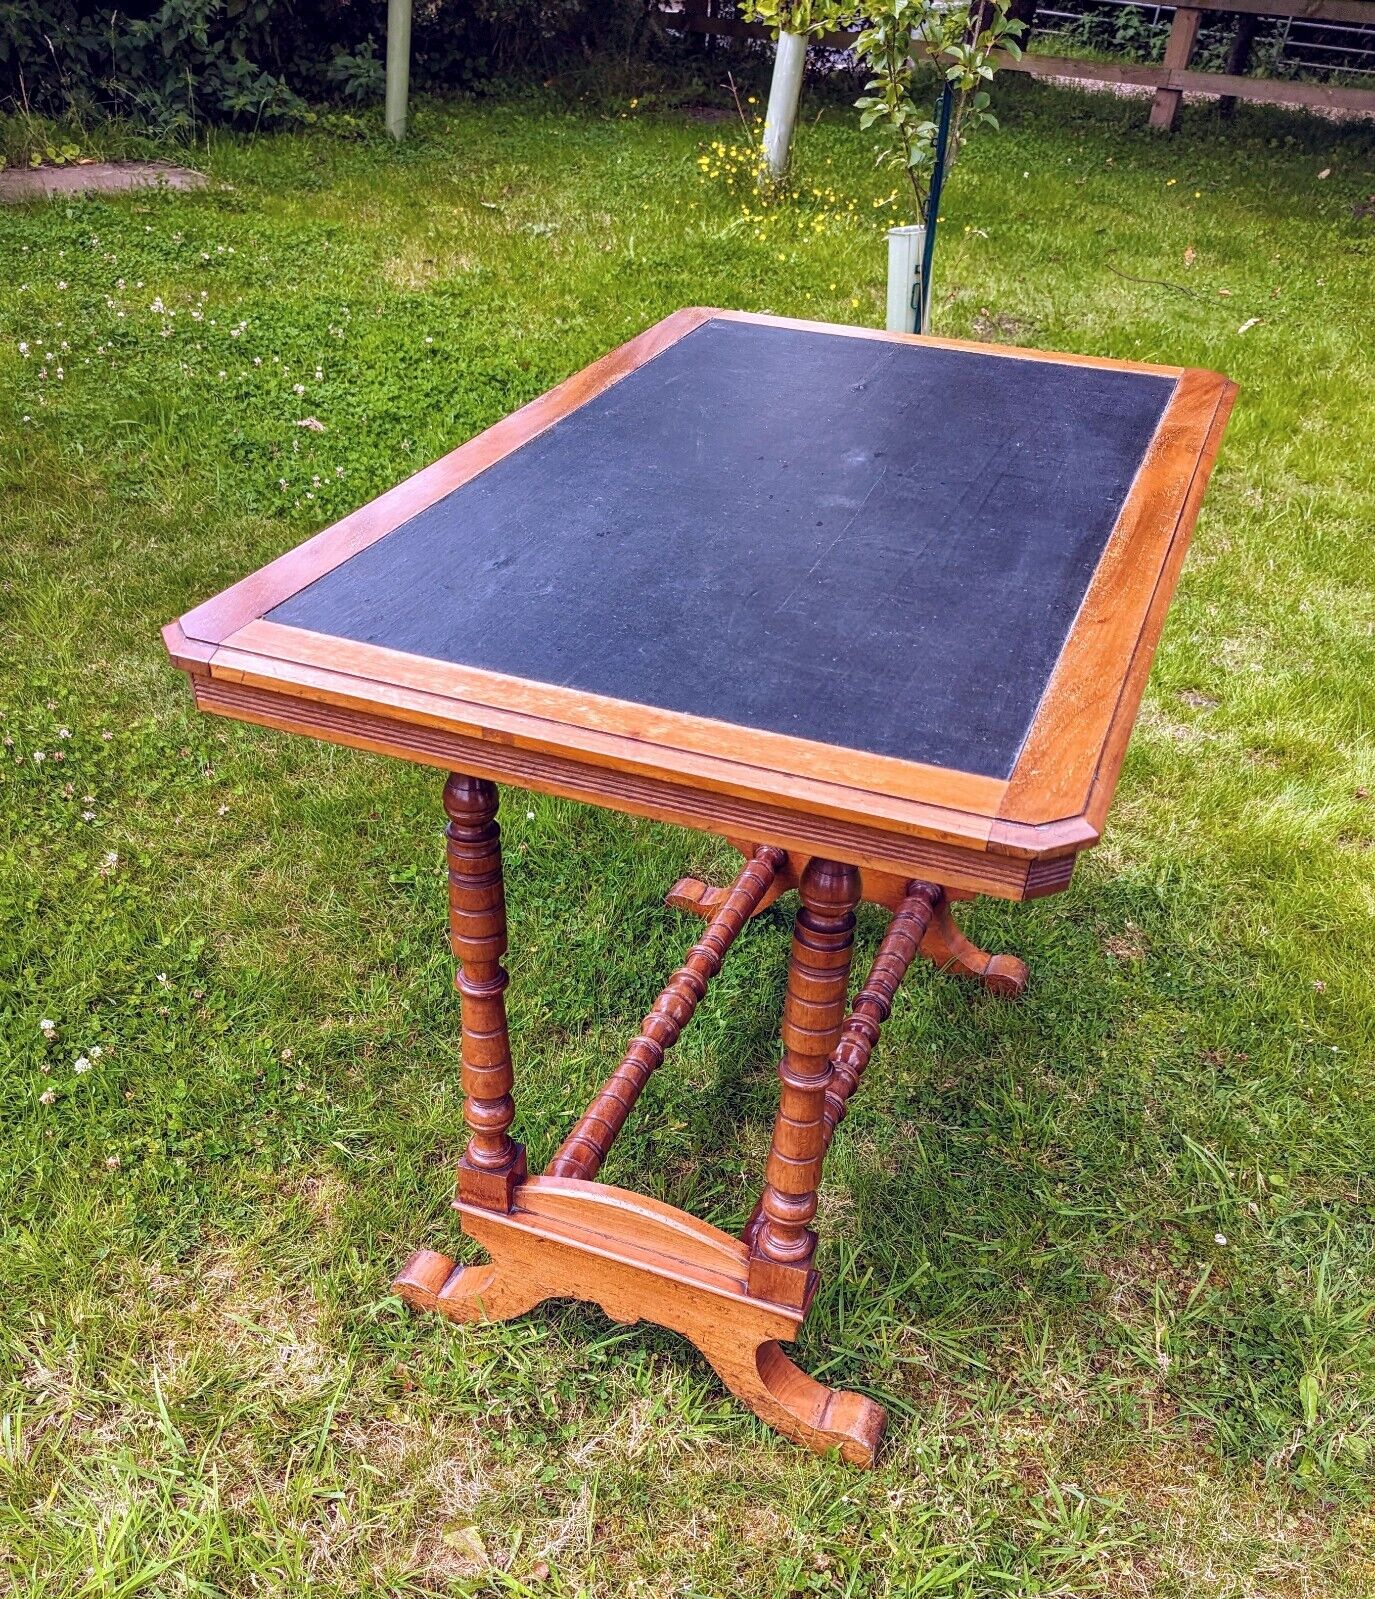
[674,0,1375,128]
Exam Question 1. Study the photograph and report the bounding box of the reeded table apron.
[165,309,1235,1465]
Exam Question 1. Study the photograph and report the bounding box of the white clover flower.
[90,1046,102,1059]
[40,1089,56,1105]
[74,1056,91,1074]
[39,1019,56,1039]
[1214,1233,1228,1246]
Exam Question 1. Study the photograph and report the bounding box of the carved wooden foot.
[396,1177,885,1465]
[394,1247,550,1324]
[698,1335,886,1467]
[918,893,1028,998]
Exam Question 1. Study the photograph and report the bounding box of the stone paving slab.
[0,161,208,203]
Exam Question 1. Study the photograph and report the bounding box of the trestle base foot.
[917,898,1029,998]
[394,1177,885,1467]
[665,872,787,920]
[671,866,1030,1000]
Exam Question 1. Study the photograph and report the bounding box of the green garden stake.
[917,80,954,334]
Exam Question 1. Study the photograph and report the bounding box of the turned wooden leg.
[445,773,527,1211]
[917,889,1028,999]
[749,857,861,1309]
[743,880,940,1250]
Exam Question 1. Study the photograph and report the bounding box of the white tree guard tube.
[885,223,928,334]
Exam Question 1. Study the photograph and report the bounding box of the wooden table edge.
[166,626,1099,898]
[194,634,1003,848]
[219,617,1008,820]
[183,669,1077,899]
[1083,374,1239,834]
[998,367,1237,833]
[712,307,1191,379]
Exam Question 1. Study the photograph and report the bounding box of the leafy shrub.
[0,0,658,133]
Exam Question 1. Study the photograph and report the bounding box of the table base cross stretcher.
[392,775,1026,1467]
[164,308,1234,1467]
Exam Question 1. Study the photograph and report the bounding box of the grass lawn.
[2,67,1374,1597]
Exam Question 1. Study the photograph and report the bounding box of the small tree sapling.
[742,0,1024,328]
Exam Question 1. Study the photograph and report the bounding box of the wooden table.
[165,308,1235,1465]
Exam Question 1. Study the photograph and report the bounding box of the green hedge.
[0,0,658,131]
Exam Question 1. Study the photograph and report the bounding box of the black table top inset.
[269,318,1176,779]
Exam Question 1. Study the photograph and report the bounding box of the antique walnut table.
[165,308,1235,1465]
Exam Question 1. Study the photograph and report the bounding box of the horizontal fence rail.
[670,0,1375,127]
